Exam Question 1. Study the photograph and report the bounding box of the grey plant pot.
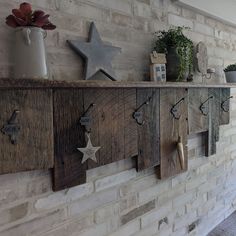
[13,27,48,79]
[225,71,236,83]
[166,47,189,82]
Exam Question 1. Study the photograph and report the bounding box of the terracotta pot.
[166,47,189,82]
[13,27,48,79]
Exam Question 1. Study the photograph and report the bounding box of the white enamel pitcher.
[13,27,48,79]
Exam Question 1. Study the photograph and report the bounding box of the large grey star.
[67,22,121,81]
[77,133,100,164]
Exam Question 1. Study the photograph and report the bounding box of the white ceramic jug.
[13,27,48,79]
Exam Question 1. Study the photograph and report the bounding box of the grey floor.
[208,211,236,236]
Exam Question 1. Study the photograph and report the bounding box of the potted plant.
[154,27,194,82]
[224,64,236,83]
[6,2,56,79]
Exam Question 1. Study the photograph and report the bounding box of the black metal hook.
[221,96,233,112]
[200,96,213,116]
[133,96,152,125]
[1,110,20,144]
[80,103,96,132]
[83,103,96,116]
[170,97,185,120]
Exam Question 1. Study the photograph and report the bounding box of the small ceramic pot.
[13,27,48,79]
[225,71,236,83]
[166,47,189,82]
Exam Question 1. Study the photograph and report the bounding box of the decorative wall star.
[67,22,121,81]
[77,132,100,164]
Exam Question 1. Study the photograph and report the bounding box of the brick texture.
[0,0,236,236]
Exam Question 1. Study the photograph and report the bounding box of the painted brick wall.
[1,0,236,235]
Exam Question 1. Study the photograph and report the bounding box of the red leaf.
[33,10,45,20]
[6,3,56,30]
[42,23,56,30]
[12,9,24,19]
[34,14,50,27]
[5,15,19,28]
[19,2,32,15]
[14,16,28,26]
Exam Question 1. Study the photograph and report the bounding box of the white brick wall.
[0,0,236,236]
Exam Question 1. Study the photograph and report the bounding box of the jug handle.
[22,28,31,45]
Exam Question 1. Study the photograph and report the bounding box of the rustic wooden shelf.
[0,77,233,191]
[0,78,236,89]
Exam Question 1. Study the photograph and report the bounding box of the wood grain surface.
[53,89,86,191]
[159,88,188,179]
[136,88,160,171]
[83,89,138,169]
[0,78,235,89]
[188,88,208,134]
[219,88,230,125]
[206,89,220,156]
[0,89,53,174]
[0,79,231,191]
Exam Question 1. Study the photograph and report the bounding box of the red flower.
[5,2,56,30]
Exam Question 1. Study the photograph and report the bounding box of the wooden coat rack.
[0,78,233,191]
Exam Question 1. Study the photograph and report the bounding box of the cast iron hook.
[170,97,185,120]
[133,96,152,125]
[200,96,213,116]
[1,110,20,145]
[221,96,233,112]
[80,103,96,132]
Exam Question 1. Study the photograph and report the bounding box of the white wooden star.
[77,133,100,164]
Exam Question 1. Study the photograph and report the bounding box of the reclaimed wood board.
[136,88,160,171]
[83,89,138,169]
[53,89,86,191]
[158,88,188,179]
[124,89,139,160]
[220,88,230,125]
[0,89,53,174]
[206,88,220,156]
[188,88,208,134]
[0,78,235,89]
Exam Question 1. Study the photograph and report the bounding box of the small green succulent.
[154,26,194,81]
[224,64,236,72]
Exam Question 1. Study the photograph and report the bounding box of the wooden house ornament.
[150,51,167,82]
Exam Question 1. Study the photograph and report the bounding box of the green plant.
[224,64,236,72]
[154,26,194,81]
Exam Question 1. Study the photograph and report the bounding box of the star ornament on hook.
[67,22,121,81]
[77,132,101,164]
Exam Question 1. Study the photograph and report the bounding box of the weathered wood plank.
[159,88,188,179]
[220,88,230,125]
[84,89,137,169]
[206,88,220,156]
[188,88,208,134]
[0,78,235,89]
[0,89,53,174]
[124,89,138,159]
[136,88,160,171]
[53,89,86,191]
